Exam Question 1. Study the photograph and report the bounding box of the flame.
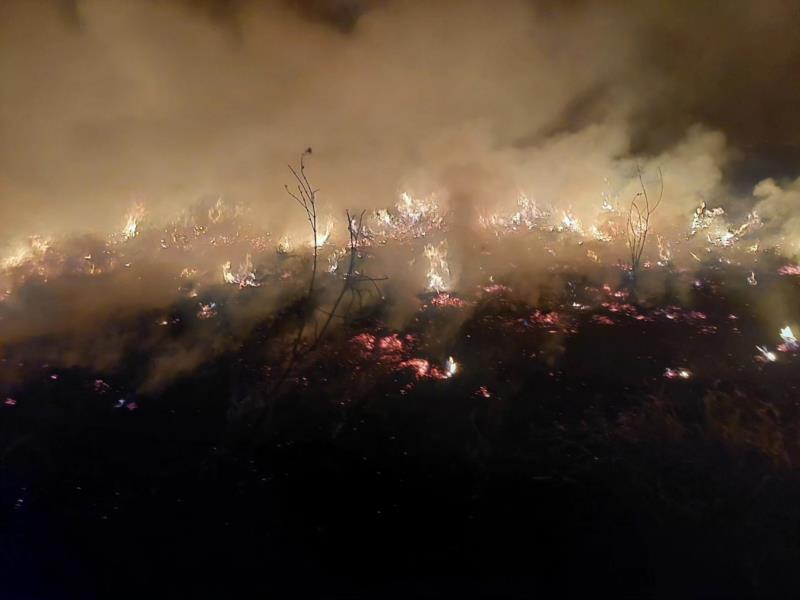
[779,326,797,351]
[277,236,294,255]
[756,345,777,362]
[208,197,225,224]
[122,202,146,239]
[424,241,451,292]
[327,247,347,274]
[559,212,583,234]
[590,225,613,243]
[657,235,672,266]
[690,202,761,248]
[197,302,218,320]
[222,253,259,288]
[397,191,435,225]
[314,217,334,248]
[664,368,692,379]
[444,356,458,378]
[2,235,51,270]
[372,191,443,240]
[480,192,551,233]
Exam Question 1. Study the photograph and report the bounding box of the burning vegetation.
[5,1,800,597]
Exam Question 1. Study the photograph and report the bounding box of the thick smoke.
[2,0,800,390]
[2,0,799,244]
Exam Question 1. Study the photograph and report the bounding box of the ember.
[430,292,466,308]
[664,368,692,380]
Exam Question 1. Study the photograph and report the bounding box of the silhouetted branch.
[627,166,663,281]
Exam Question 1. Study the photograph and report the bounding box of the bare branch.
[627,166,664,282]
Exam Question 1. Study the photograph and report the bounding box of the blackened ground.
[3,270,800,599]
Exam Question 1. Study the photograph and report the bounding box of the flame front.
[424,241,451,293]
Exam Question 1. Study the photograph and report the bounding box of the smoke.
[753,176,800,256]
[2,0,799,245]
[3,0,800,390]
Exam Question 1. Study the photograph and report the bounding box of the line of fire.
[3,1,800,598]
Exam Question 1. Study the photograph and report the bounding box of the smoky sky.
[2,0,800,243]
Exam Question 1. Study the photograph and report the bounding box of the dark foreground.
[3,265,800,599]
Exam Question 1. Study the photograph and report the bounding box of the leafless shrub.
[284,147,319,296]
[626,166,663,280]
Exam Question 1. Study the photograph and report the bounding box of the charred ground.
[3,256,800,599]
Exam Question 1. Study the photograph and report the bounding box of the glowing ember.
[398,358,434,379]
[482,283,512,294]
[664,368,692,379]
[778,265,800,276]
[396,357,456,380]
[430,292,465,308]
[592,315,615,326]
[197,302,218,320]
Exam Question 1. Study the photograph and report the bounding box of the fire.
[664,368,692,379]
[690,202,761,248]
[424,241,451,292]
[222,254,259,288]
[327,247,347,274]
[481,192,550,232]
[430,292,466,308]
[657,235,672,266]
[559,212,583,235]
[372,191,443,240]
[778,264,800,276]
[756,345,777,362]
[208,197,225,224]
[444,356,458,378]
[590,225,614,243]
[122,202,146,240]
[312,217,334,248]
[397,191,436,225]
[277,236,294,255]
[396,357,458,380]
[197,302,218,320]
[2,235,51,270]
[779,326,798,352]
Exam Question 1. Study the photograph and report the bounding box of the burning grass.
[4,224,800,599]
[4,184,800,598]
